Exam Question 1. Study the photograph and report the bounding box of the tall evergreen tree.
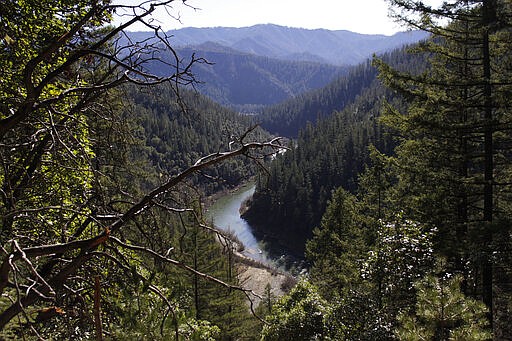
[378,0,512,336]
[306,188,369,297]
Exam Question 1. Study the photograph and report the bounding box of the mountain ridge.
[163,24,429,65]
[124,24,427,109]
[144,43,347,110]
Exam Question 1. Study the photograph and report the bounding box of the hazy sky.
[116,0,443,35]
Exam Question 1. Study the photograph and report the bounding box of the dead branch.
[0,1,196,139]
[0,137,284,329]
[109,236,261,299]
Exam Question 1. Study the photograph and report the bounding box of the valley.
[3,3,511,338]
[126,24,427,111]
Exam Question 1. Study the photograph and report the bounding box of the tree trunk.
[94,276,104,341]
[481,0,495,330]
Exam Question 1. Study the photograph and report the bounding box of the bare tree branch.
[0,137,285,329]
[0,0,196,139]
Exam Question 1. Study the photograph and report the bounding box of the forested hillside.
[257,60,379,137]
[243,46,425,255]
[126,83,271,194]
[259,1,512,340]
[171,44,346,110]
[257,42,430,137]
[0,2,279,339]
[2,0,511,339]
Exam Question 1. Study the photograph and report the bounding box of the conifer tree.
[396,273,491,341]
[306,188,369,297]
[261,280,329,340]
[379,0,512,336]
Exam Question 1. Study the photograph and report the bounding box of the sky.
[115,0,411,36]
[169,0,401,35]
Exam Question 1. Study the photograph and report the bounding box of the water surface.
[206,184,272,264]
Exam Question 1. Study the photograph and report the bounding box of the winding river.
[205,183,273,264]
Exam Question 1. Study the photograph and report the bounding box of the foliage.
[106,286,221,340]
[264,209,437,340]
[325,290,393,341]
[261,280,329,340]
[171,46,346,110]
[128,83,271,195]
[0,0,281,338]
[258,60,379,137]
[378,0,512,336]
[243,51,409,257]
[304,186,436,339]
[361,215,436,320]
[396,274,491,341]
[306,188,369,296]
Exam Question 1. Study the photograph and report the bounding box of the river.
[205,183,273,265]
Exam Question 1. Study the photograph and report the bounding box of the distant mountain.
[124,24,427,109]
[172,44,346,109]
[164,24,429,66]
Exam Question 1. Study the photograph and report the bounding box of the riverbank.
[237,261,296,307]
[205,182,273,263]
[234,250,296,305]
[204,180,296,304]
[201,178,255,213]
[241,195,308,270]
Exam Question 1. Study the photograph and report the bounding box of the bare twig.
[109,236,261,299]
[0,137,284,328]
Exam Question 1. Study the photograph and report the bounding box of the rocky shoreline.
[204,180,296,306]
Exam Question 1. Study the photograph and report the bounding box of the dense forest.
[257,45,428,137]
[0,1,279,339]
[243,62,393,256]
[243,47,425,256]
[156,44,347,111]
[126,83,272,194]
[1,0,511,340]
[252,0,512,339]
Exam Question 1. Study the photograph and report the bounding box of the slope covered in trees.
[0,1,280,338]
[257,60,381,137]
[243,46,424,256]
[259,0,512,339]
[127,83,271,194]
[170,44,346,111]
[3,0,511,339]
[257,41,430,137]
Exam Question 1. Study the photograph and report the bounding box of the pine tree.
[396,273,491,341]
[306,188,369,297]
[379,0,512,336]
